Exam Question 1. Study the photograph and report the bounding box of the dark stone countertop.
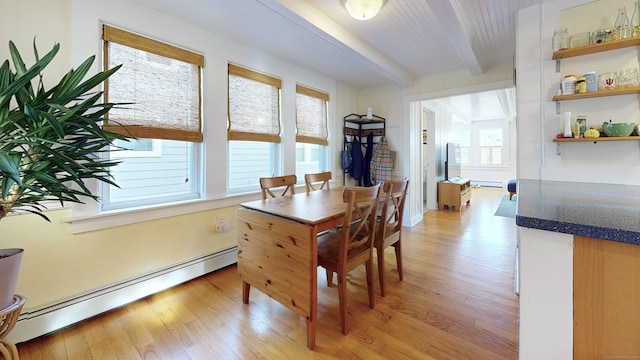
[515,179,640,245]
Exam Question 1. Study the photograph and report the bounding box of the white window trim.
[111,139,163,158]
[67,192,256,234]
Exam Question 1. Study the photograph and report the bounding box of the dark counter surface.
[515,179,640,245]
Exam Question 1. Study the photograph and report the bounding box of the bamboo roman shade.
[295,85,329,146]
[228,64,281,143]
[102,25,204,142]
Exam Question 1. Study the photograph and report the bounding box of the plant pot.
[0,248,23,309]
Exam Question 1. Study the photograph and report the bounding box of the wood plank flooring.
[16,188,519,359]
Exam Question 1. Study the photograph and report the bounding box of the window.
[227,64,282,191]
[450,114,471,166]
[295,85,328,181]
[479,128,503,166]
[102,25,204,210]
[295,143,323,180]
[450,116,506,168]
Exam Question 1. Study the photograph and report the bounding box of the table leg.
[306,228,319,349]
[242,281,250,304]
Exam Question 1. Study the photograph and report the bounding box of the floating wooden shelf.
[552,86,640,101]
[553,136,640,142]
[552,37,640,60]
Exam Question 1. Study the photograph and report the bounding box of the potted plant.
[0,40,131,309]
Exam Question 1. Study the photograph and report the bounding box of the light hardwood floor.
[16,188,518,359]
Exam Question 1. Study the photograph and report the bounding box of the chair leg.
[394,240,404,281]
[326,269,333,287]
[377,245,387,297]
[337,272,349,335]
[242,281,250,304]
[365,259,375,309]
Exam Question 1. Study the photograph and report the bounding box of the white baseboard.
[9,246,238,343]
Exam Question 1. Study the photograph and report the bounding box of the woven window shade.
[228,64,281,143]
[102,25,204,142]
[295,85,329,145]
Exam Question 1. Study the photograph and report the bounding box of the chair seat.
[318,231,370,270]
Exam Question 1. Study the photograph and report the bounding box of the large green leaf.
[0,40,133,221]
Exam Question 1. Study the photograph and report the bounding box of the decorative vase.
[615,6,632,39]
[0,249,23,310]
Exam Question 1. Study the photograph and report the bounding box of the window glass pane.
[480,129,502,146]
[115,139,154,152]
[295,143,323,181]
[451,115,470,165]
[478,126,504,166]
[296,145,305,161]
[310,145,320,162]
[104,140,200,209]
[228,141,274,190]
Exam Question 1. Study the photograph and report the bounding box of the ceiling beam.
[264,0,415,87]
[427,0,483,76]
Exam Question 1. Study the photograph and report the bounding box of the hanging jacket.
[370,136,394,184]
[363,133,374,186]
[350,136,363,181]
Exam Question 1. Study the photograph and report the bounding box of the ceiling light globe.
[343,0,385,21]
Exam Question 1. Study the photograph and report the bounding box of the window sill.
[66,192,262,234]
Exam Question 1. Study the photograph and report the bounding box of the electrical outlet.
[215,216,229,233]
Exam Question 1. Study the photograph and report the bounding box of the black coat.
[363,133,374,186]
[350,136,363,181]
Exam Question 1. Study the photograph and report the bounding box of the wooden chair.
[374,178,409,297]
[317,184,381,335]
[304,171,332,193]
[259,175,297,199]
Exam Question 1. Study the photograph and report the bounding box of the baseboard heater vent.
[9,246,238,343]
[471,180,504,188]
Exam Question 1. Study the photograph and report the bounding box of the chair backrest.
[259,175,297,199]
[339,184,381,265]
[304,171,332,193]
[377,179,409,241]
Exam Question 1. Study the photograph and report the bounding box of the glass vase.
[615,6,632,39]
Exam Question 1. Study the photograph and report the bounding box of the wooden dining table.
[237,187,349,349]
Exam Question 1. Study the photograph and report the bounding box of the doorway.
[412,82,517,215]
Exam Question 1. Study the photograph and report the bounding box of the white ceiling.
[134,0,539,119]
[430,87,517,123]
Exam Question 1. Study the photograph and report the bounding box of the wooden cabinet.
[574,235,640,358]
[437,178,471,211]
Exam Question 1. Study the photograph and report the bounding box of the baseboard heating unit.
[471,180,504,188]
[9,246,238,343]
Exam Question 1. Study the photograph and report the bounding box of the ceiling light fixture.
[342,0,386,21]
